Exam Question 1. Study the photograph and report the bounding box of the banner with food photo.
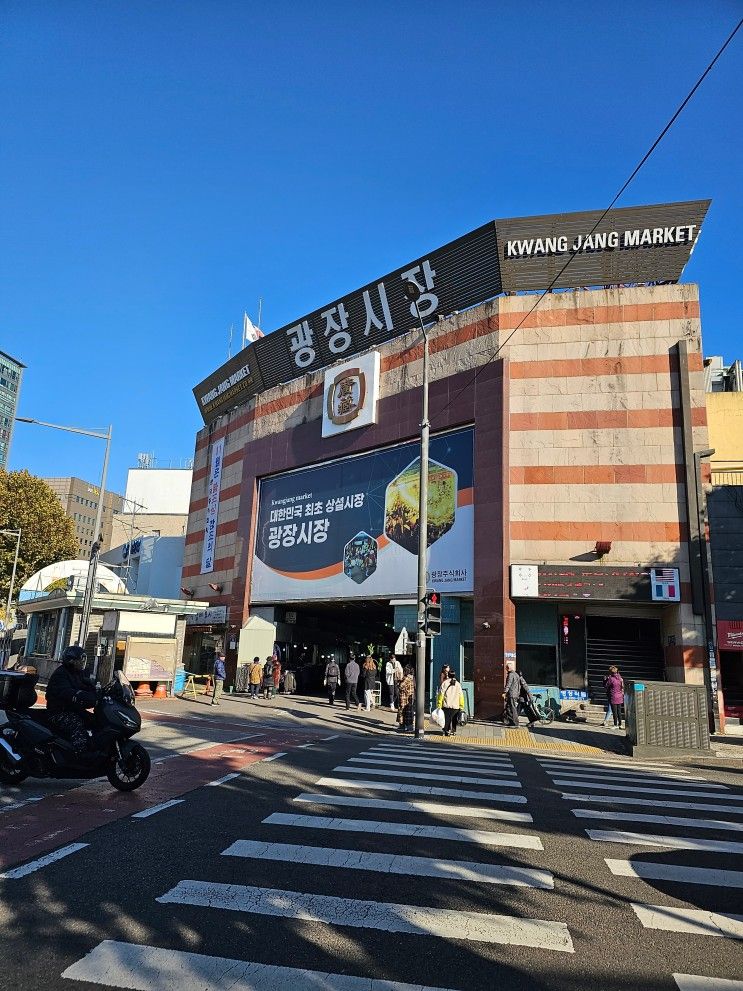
[251,428,474,602]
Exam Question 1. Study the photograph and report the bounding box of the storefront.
[718,620,743,720]
[183,199,717,719]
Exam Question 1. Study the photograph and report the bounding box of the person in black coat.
[45,645,98,754]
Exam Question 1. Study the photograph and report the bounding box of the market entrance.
[273,600,396,695]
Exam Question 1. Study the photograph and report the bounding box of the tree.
[0,470,79,618]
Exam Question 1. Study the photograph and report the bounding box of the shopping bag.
[430,707,445,728]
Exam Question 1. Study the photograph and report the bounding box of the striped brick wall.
[182,281,709,687]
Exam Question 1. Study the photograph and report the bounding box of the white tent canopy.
[20,559,127,601]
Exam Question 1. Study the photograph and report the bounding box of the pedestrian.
[393,657,404,710]
[437,673,465,737]
[344,655,361,710]
[262,655,275,699]
[362,655,377,711]
[248,656,262,699]
[396,665,415,733]
[324,657,340,705]
[603,665,625,728]
[438,664,452,688]
[517,670,540,727]
[384,656,396,709]
[273,657,282,695]
[211,651,226,706]
[502,660,520,727]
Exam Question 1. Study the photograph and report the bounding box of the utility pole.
[403,281,430,740]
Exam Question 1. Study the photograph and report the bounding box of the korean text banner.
[250,429,474,602]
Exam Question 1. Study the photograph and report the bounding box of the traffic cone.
[153,682,168,699]
[135,681,153,698]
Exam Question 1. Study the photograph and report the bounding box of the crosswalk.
[537,752,743,970]
[60,742,743,990]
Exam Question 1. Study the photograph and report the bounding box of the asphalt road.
[0,710,741,991]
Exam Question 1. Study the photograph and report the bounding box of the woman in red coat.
[603,666,624,728]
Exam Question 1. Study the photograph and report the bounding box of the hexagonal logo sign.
[384,457,458,555]
[343,531,378,584]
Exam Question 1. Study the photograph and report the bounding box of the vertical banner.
[201,437,225,574]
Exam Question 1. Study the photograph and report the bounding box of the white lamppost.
[15,417,112,654]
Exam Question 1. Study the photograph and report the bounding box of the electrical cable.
[430,16,743,429]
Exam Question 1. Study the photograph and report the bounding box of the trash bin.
[625,680,710,757]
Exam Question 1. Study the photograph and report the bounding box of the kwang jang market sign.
[194,199,710,424]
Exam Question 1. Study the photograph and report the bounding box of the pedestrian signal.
[423,590,442,636]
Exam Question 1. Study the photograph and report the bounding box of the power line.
[430,16,743,429]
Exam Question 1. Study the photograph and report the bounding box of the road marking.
[542,768,709,786]
[368,746,513,765]
[536,756,689,772]
[0,842,88,879]
[585,830,743,854]
[223,840,553,887]
[321,734,341,741]
[317,776,528,804]
[62,940,466,991]
[674,975,743,990]
[332,766,522,788]
[562,793,743,815]
[374,742,513,759]
[205,773,241,787]
[573,809,743,831]
[347,756,519,777]
[631,903,743,940]
[262,752,287,762]
[552,779,735,799]
[294,793,533,822]
[133,799,185,819]
[263,813,543,849]
[605,859,743,888]
[539,761,695,779]
[158,882,573,950]
[0,796,44,814]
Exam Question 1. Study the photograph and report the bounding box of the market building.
[182,199,724,723]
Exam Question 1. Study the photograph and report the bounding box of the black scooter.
[0,669,151,792]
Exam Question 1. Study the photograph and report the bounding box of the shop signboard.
[194,200,710,425]
[322,350,380,438]
[510,564,680,602]
[718,620,743,651]
[251,428,474,602]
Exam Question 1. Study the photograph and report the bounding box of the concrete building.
[181,200,721,722]
[0,349,24,469]
[705,357,743,722]
[45,477,124,556]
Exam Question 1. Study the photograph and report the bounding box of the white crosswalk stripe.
[223,839,553,887]
[605,859,743,889]
[331,765,522,788]
[316,776,529,803]
[539,764,701,782]
[61,940,466,991]
[631,903,743,940]
[573,809,743,832]
[294,792,534,821]
[562,793,743,815]
[347,756,519,776]
[158,880,574,950]
[585,829,743,854]
[544,770,726,788]
[674,974,743,990]
[263,812,543,849]
[536,757,692,773]
[367,746,514,765]
[552,779,734,799]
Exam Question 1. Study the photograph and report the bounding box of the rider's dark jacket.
[45,665,98,715]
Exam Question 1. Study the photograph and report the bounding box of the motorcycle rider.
[45,645,98,755]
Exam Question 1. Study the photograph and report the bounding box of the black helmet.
[62,645,87,671]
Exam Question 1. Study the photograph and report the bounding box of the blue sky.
[2,1,741,495]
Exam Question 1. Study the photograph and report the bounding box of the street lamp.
[403,280,430,740]
[0,527,21,668]
[692,447,720,734]
[15,417,112,657]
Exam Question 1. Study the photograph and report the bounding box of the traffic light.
[423,590,442,636]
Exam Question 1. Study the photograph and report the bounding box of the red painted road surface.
[0,726,324,871]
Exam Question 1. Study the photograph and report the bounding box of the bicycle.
[527,691,555,725]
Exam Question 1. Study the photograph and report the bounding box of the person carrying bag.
[436,674,465,737]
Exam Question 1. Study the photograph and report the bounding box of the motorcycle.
[0,668,151,792]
